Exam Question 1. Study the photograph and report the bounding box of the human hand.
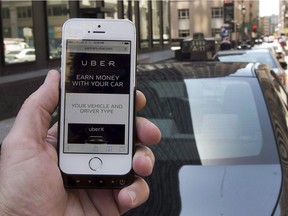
[0,70,161,216]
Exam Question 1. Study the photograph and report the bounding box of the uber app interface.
[63,40,132,154]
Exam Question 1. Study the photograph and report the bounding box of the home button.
[89,157,103,171]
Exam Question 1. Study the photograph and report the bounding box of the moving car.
[124,62,288,216]
[213,49,287,90]
[236,40,253,50]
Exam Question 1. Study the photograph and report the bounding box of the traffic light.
[252,25,257,33]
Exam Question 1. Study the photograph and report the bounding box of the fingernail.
[147,154,155,166]
[127,190,137,204]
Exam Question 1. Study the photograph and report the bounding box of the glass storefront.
[0,0,171,75]
[139,0,149,48]
[152,1,161,47]
[0,0,172,124]
[163,0,170,44]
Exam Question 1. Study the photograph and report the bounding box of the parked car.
[124,62,288,216]
[255,41,286,62]
[4,50,21,64]
[13,48,36,63]
[5,48,36,64]
[4,39,28,54]
[213,49,287,90]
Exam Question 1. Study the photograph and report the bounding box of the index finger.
[135,90,146,112]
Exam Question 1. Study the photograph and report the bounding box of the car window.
[27,51,35,55]
[217,52,277,68]
[6,51,20,55]
[185,79,261,160]
[139,76,279,165]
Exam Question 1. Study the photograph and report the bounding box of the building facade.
[260,15,279,36]
[280,0,288,35]
[170,0,259,42]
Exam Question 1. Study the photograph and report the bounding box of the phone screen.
[63,39,132,155]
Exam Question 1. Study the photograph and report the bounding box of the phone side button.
[89,157,103,171]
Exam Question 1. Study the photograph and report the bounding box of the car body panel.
[255,42,286,61]
[179,165,281,216]
[4,48,36,64]
[124,62,288,216]
[213,49,278,69]
[213,49,287,89]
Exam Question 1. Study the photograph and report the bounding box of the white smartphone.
[58,18,136,188]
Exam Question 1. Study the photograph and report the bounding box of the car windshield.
[216,52,277,68]
[139,73,279,165]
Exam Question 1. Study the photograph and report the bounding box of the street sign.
[23,27,32,38]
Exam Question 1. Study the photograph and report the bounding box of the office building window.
[139,0,149,48]
[211,28,221,37]
[47,0,69,59]
[47,4,68,16]
[178,9,189,19]
[104,0,118,19]
[123,0,136,22]
[2,7,10,19]
[17,6,32,18]
[211,7,223,18]
[163,0,170,44]
[152,1,161,47]
[179,29,190,38]
[1,1,35,65]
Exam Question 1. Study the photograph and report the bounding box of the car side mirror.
[280,61,287,70]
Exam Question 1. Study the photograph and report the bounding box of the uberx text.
[89,127,104,132]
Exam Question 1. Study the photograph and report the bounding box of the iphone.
[58,18,136,188]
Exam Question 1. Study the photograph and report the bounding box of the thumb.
[2,70,60,151]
